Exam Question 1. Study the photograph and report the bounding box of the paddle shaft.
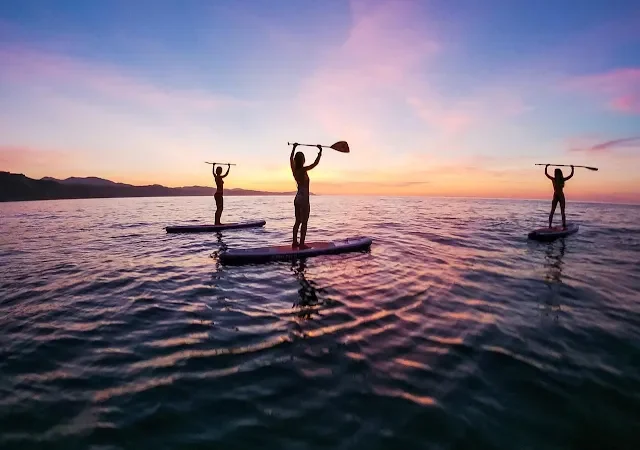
[288,142,332,149]
[205,162,236,165]
[535,164,598,171]
[288,140,350,153]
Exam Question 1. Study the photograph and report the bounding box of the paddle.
[535,164,598,171]
[205,162,237,165]
[287,141,350,153]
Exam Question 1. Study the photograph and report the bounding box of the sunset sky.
[1,0,639,202]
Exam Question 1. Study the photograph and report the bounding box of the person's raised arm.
[304,145,323,171]
[212,164,216,176]
[222,164,231,178]
[545,164,553,180]
[564,165,575,181]
[290,143,298,170]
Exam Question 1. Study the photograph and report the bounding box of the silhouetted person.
[213,164,230,225]
[290,143,322,249]
[545,164,574,229]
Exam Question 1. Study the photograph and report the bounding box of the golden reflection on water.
[94,375,178,402]
[372,386,437,407]
[128,335,290,371]
[395,358,432,371]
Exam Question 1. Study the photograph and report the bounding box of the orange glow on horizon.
[4,150,638,204]
[99,171,638,204]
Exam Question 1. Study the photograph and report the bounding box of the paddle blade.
[586,166,599,171]
[330,141,350,153]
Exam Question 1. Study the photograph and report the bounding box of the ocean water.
[1,196,639,450]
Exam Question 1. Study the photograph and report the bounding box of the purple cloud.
[570,136,640,153]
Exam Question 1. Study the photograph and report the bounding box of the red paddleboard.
[528,223,579,241]
[220,237,372,264]
[166,220,266,233]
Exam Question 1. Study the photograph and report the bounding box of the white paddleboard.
[166,220,266,234]
[528,223,579,241]
[220,236,373,264]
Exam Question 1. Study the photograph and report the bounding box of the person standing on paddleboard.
[290,143,322,249]
[213,164,231,225]
[545,164,574,229]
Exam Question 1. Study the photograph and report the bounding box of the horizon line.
[2,171,639,206]
[2,193,638,207]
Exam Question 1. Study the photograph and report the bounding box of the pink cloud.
[406,97,474,135]
[567,68,640,114]
[611,94,640,113]
[406,90,529,136]
[0,45,251,112]
[298,0,529,145]
[298,0,439,148]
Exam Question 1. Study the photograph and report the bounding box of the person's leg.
[559,194,566,228]
[293,197,301,247]
[299,201,311,248]
[293,220,301,247]
[549,196,558,228]
[215,195,223,225]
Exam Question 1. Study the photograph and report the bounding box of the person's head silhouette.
[294,152,305,170]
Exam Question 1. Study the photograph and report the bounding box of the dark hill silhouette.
[41,176,134,187]
[0,172,297,202]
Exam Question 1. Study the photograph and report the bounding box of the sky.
[0,0,639,202]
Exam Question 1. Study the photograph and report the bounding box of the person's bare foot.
[292,242,299,249]
[298,244,311,250]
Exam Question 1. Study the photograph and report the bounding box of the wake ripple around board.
[1,197,640,449]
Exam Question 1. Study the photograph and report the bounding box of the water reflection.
[544,239,566,284]
[209,232,227,281]
[209,232,228,260]
[541,239,566,319]
[291,259,321,321]
[215,231,227,251]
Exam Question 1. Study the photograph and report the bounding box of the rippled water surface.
[1,196,640,449]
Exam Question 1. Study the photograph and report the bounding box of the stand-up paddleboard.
[220,236,373,264]
[166,220,266,234]
[528,223,579,241]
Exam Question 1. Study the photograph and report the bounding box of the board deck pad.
[165,220,266,234]
[220,237,372,264]
[528,223,579,241]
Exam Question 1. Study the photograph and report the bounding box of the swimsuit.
[552,178,565,202]
[295,186,309,205]
[293,170,310,207]
[214,176,223,198]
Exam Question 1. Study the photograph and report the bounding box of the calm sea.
[1,196,639,449]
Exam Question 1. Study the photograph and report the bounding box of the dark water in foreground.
[1,196,640,449]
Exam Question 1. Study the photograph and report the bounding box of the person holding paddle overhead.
[213,163,231,225]
[290,143,322,249]
[545,164,574,229]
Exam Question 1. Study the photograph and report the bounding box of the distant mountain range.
[40,176,134,187]
[0,172,296,202]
